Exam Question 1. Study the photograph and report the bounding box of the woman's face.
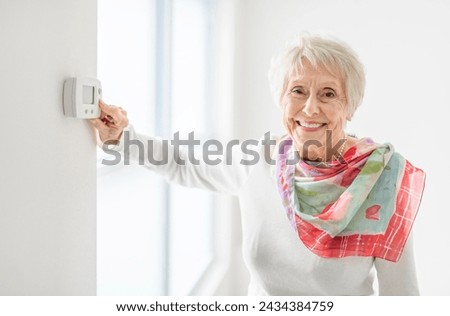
[281,61,348,160]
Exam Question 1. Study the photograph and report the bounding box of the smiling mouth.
[296,121,327,129]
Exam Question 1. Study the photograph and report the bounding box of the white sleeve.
[99,124,252,195]
[374,233,420,295]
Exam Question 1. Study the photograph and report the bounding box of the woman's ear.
[346,110,353,121]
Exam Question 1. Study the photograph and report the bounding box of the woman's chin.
[293,128,326,144]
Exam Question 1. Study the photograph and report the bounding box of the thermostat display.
[83,85,95,104]
[63,77,102,119]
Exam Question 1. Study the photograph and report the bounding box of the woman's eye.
[291,87,305,95]
[323,89,336,98]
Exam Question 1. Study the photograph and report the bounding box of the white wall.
[0,0,97,295]
[232,0,450,295]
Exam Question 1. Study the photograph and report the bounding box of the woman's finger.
[90,118,108,131]
[99,100,120,121]
[101,114,114,124]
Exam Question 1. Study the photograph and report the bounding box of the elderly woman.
[91,34,425,295]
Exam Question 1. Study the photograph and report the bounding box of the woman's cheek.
[281,103,292,129]
[327,102,347,130]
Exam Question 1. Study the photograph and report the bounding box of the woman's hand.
[90,100,129,144]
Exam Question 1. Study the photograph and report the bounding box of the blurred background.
[1,0,449,295]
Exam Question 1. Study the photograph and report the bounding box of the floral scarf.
[276,136,425,262]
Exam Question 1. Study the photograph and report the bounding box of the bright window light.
[97,0,218,295]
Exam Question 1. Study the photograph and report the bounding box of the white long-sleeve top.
[104,125,419,295]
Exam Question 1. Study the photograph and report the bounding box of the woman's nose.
[302,94,320,117]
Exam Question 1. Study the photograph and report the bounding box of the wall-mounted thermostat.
[63,77,102,119]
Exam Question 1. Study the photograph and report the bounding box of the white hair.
[268,34,366,119]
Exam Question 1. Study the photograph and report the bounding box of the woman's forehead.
[288,61,343,86]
